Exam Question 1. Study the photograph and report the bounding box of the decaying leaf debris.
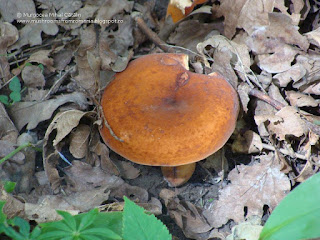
[1,0,320,239]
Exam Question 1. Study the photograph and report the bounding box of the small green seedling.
[4,181,16,193]
[0,76,22,105]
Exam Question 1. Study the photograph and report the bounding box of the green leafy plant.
[123,197,171,240]
[4,181,16,193]
[259,172,320,240]
[0,76,22,105]
[0,201,42,240]
[0,196,172,240]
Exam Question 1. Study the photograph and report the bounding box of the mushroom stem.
[161,163,196,187]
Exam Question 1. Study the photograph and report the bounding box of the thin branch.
[42,66,75,101]
[135,16,175,53]
[249,88,285,110]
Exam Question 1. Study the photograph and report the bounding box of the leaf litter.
[1,0,320,239]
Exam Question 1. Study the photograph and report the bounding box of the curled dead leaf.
[9,92,90,131]
[160,188,212,240]
[69,124,91,159]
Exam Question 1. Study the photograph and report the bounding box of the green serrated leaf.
[9,76,21,92]
[4,181,16,193]
[259,172,320,240]
[30,226,42,238]
[92,211,123,236]
[123,197,171,240]
[41,220,72,232]
[0,95,9,105]
[37,230,74,239]
[25,62,33,67]
[78,208,98,231]
[57,210,77,231]
[81,227,121,239]
[9,91,21,103]
[12,217,30,236]
[79,235,102,240]
[3,226,25,240]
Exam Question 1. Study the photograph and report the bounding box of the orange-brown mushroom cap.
[100,53,239,167]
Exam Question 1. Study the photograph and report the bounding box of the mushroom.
[166,0,208,23]
[100,53,239,186]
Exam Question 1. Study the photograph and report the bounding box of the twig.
[135,17,175,53]
[250,89,320,145]
[0,142,32,164]
[262,143,307,160]
[42,66,75,101]
[249,88,285,110]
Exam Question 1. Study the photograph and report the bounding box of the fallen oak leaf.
[9,92,90,131]
[203,153,290,228]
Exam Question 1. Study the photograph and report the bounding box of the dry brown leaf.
[59,4,99,30]
[117,161,140,180]
[268,84,288,106]
[53,49,73,71]
[10,12,59,50]
[0,140,25,164]
[217,0,272,38]
[89,133,120,176]
[21,65,45,88]
[95,0,132,29]
[203,153,290,228]
[69,124,91,159]
[197,35,250,89]
[263,13,309,51]
[286,91,319,107]
[0,102,18,142]
[43,110,93,193]
[273,63,306,87]
[257,45,297,73]
[246,33,284,55]
[237,82,251,112]
[9,92,90,131]
[295,160,316,183]
[0,0,36,23]
[37,0,82,17]
[24,88,48,101]
[211,49,238,89]
[202,148,228,174]
[226,216,263,240]
[232,130,262,154]
[254,94,278,138]
[296,54,320,85]
[0,184,25,219]
[99,15,134,72]
[64,161,148,202]
[25,200,79,223]
[28,50,55,72]
[160,188,212,240]
[168,20,220,54]
[256,71,272,89]
[268,106,309,141]
[48,110,92,147]
[0,22,18,84]
[273,1,299,24]
[305,27,320,48]
[197,35,251,70]
[74,25,99,94]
